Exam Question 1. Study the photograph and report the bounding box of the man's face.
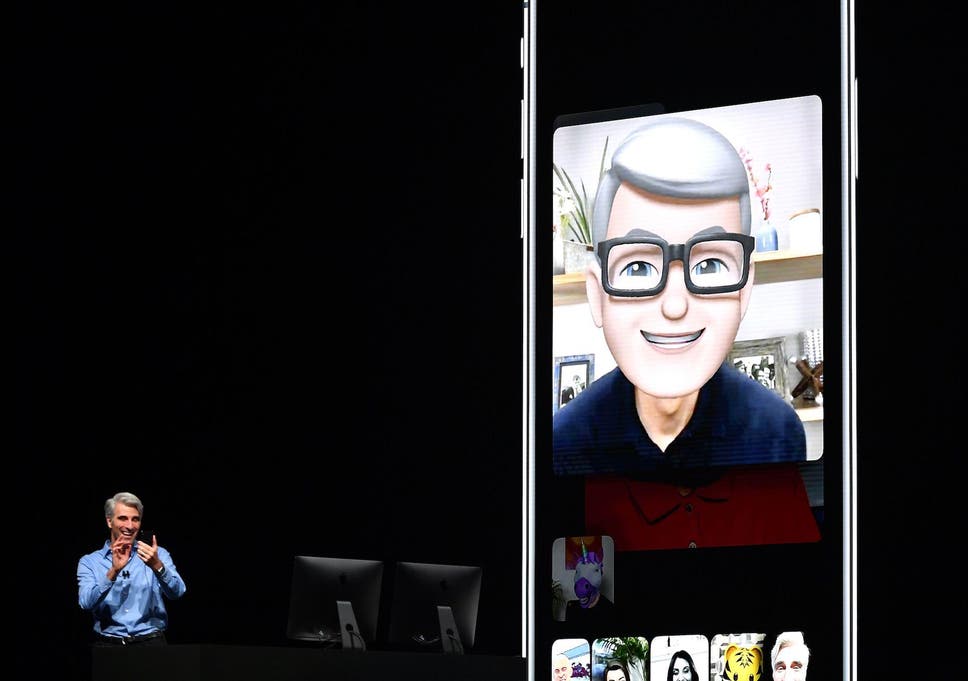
[106,502,141,545]
[553,654,571,681]
[605,668,627,681]
[772,644,808,680]
[588,183,752,399]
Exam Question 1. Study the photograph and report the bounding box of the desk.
[92,644,526,681]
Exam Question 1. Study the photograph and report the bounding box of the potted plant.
[597,636,649,681]
[553,137,609,273]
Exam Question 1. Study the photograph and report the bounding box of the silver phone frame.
[520,1,857,679]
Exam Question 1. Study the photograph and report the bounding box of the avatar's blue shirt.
[553,363,806,476]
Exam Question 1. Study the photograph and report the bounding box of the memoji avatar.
[721,644,763,681]
[553,116,805,476]
[711,633,766,681]
[553,112,821,551]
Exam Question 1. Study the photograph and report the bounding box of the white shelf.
[796,405,824,422]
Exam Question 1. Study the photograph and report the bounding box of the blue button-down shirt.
[77,540,187,639]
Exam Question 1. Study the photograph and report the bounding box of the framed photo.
[553,354,594,414]
[728,337,788,400]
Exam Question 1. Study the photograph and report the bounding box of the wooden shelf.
[752,248,822,284]
[553,248,822,305]
[552,272,588,306]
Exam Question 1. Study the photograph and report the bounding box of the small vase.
[755,219,778,252]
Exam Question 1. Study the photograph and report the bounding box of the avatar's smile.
[640,328,704,347]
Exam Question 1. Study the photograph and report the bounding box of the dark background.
[13,2,957,679]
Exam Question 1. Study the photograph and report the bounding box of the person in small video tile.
[604,662,629,681]
[770,632,809,680]
[564,543,614,622]
[554,653,572,681]
[667,650,698,681]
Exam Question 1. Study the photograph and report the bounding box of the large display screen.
[524,2,855,679]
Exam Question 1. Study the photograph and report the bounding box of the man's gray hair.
[105,491,144,519]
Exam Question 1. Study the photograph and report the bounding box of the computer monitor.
[387,561,483,655]
[285,556,384,651]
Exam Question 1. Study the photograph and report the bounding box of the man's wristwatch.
[155,566,167,578]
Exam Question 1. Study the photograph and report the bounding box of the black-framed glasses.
[597,233,755,297]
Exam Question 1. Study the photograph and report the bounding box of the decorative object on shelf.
[792,327,824,405]
[553,138,609,273]
[553,353,595,414]
[756,218,779,252]
[553,137,609,246]
[562,240,595,274]
[739,146,777,252]
[787,207,823,252]
[801,327,823,366]
[728,337,789,400]
[792,359,823,402]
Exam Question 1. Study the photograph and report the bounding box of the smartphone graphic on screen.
[522,2,856,680]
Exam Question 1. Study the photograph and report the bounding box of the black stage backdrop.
[15,5,523,679]
[13,2,958,680]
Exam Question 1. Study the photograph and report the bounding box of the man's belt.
[97,629,165,645]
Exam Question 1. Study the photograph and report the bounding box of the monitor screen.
[387,561,483,654]
[285,555,384,649]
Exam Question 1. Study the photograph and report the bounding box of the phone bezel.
[522,1,856,679]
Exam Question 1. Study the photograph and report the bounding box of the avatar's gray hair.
[105,491,144,519]
[592,117,751,247]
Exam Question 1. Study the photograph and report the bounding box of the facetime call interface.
[552,632,814,681]
[551,96,825,552]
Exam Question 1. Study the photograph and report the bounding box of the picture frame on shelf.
[553,354,594,414]
[728,337,788,401]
